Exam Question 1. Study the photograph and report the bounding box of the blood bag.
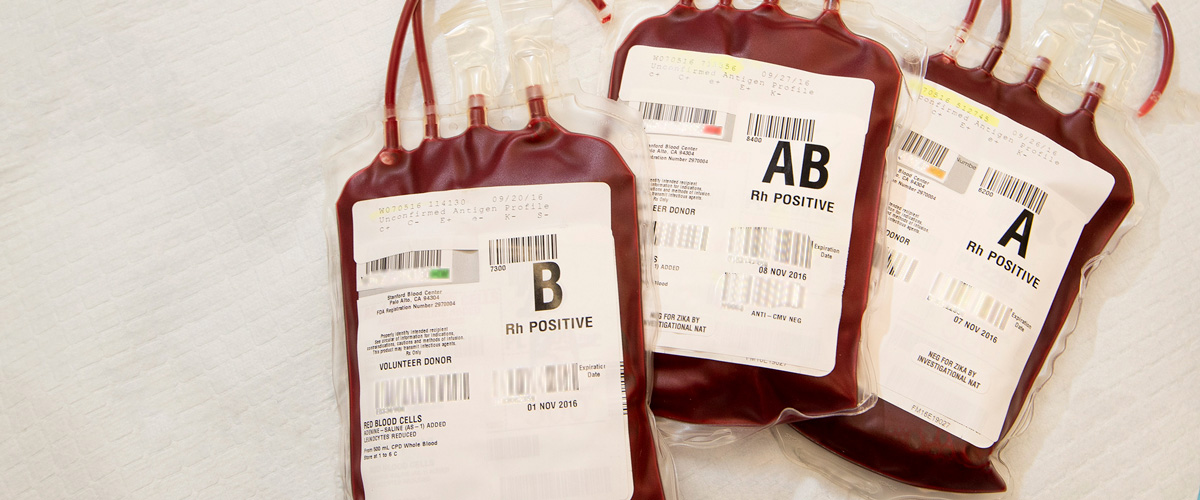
[326,0,672,497]
[776,1,1158,496]
[606,0,923,428]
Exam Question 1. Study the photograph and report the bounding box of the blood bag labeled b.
[326,1,673,498]
[607,0,925,429]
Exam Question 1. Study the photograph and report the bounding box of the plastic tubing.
[1138,2,1174,117]
[948,0,984,59]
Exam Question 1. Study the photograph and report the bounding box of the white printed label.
[874,82,1115,448]
[618,46,875,376]
[352,183,633,499]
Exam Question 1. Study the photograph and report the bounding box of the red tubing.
[412,0,439,139]
[1138,2,1174,117]
[383,0,421,149]
[981,0,1013,73]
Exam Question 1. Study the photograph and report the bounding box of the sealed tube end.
[1025,56,1050,88]
[582,0,612,23]
[513,48,552,119]
[525,85,547,119]
[946,26,970,60]
[468,94,488,126]
[1025,30,1066,88]
[1082,82,1106,113]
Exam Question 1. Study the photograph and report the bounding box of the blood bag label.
[873,81,1114,448]
[617,45,874,375]
[351,183,633,499]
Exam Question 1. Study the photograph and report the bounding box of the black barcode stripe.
[747,113,815,142]
[375,372,470,412]
[488,234,558,265]
[979,167,1047,214]
[365,250,443,275]
[619,361,627,416]
[638,102,719,125]
[900,131,950,167]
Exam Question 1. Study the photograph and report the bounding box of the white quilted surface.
[1,0,1197,499]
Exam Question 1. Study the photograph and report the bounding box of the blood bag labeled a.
[325,1,673,498]
[605,0,924,430]
[776,1,1161,496]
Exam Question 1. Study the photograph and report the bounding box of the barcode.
[885,248,918,282]
[900,131,950,167]
[653,221,710,251]
[488,234,558,265]
[494,363,580,398]
[720,273,805,310]
[747,113,815,142]
[375,372,470,413]
[979,167,1047,214]
[619,361,627,416]
[364,250,443,275]
[638,102,719,125]
[927,272,1012,330]
[728,227,813,268]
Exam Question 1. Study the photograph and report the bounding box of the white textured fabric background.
[1,0,1197,499]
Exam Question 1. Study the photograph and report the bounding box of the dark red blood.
[337,111,666,499]
[791,54,1135,493]
[608,3,902,425]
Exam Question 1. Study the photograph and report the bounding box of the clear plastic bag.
[325,0,677,497]
[603,0,928,441]
[775,1,1159,497]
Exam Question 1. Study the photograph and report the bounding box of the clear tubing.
[949,0,985,59]
[1138,2,1174,117]
[824,0,840,11]
[513,50,549,120]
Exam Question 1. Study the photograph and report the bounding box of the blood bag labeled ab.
[608,0,922,426]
